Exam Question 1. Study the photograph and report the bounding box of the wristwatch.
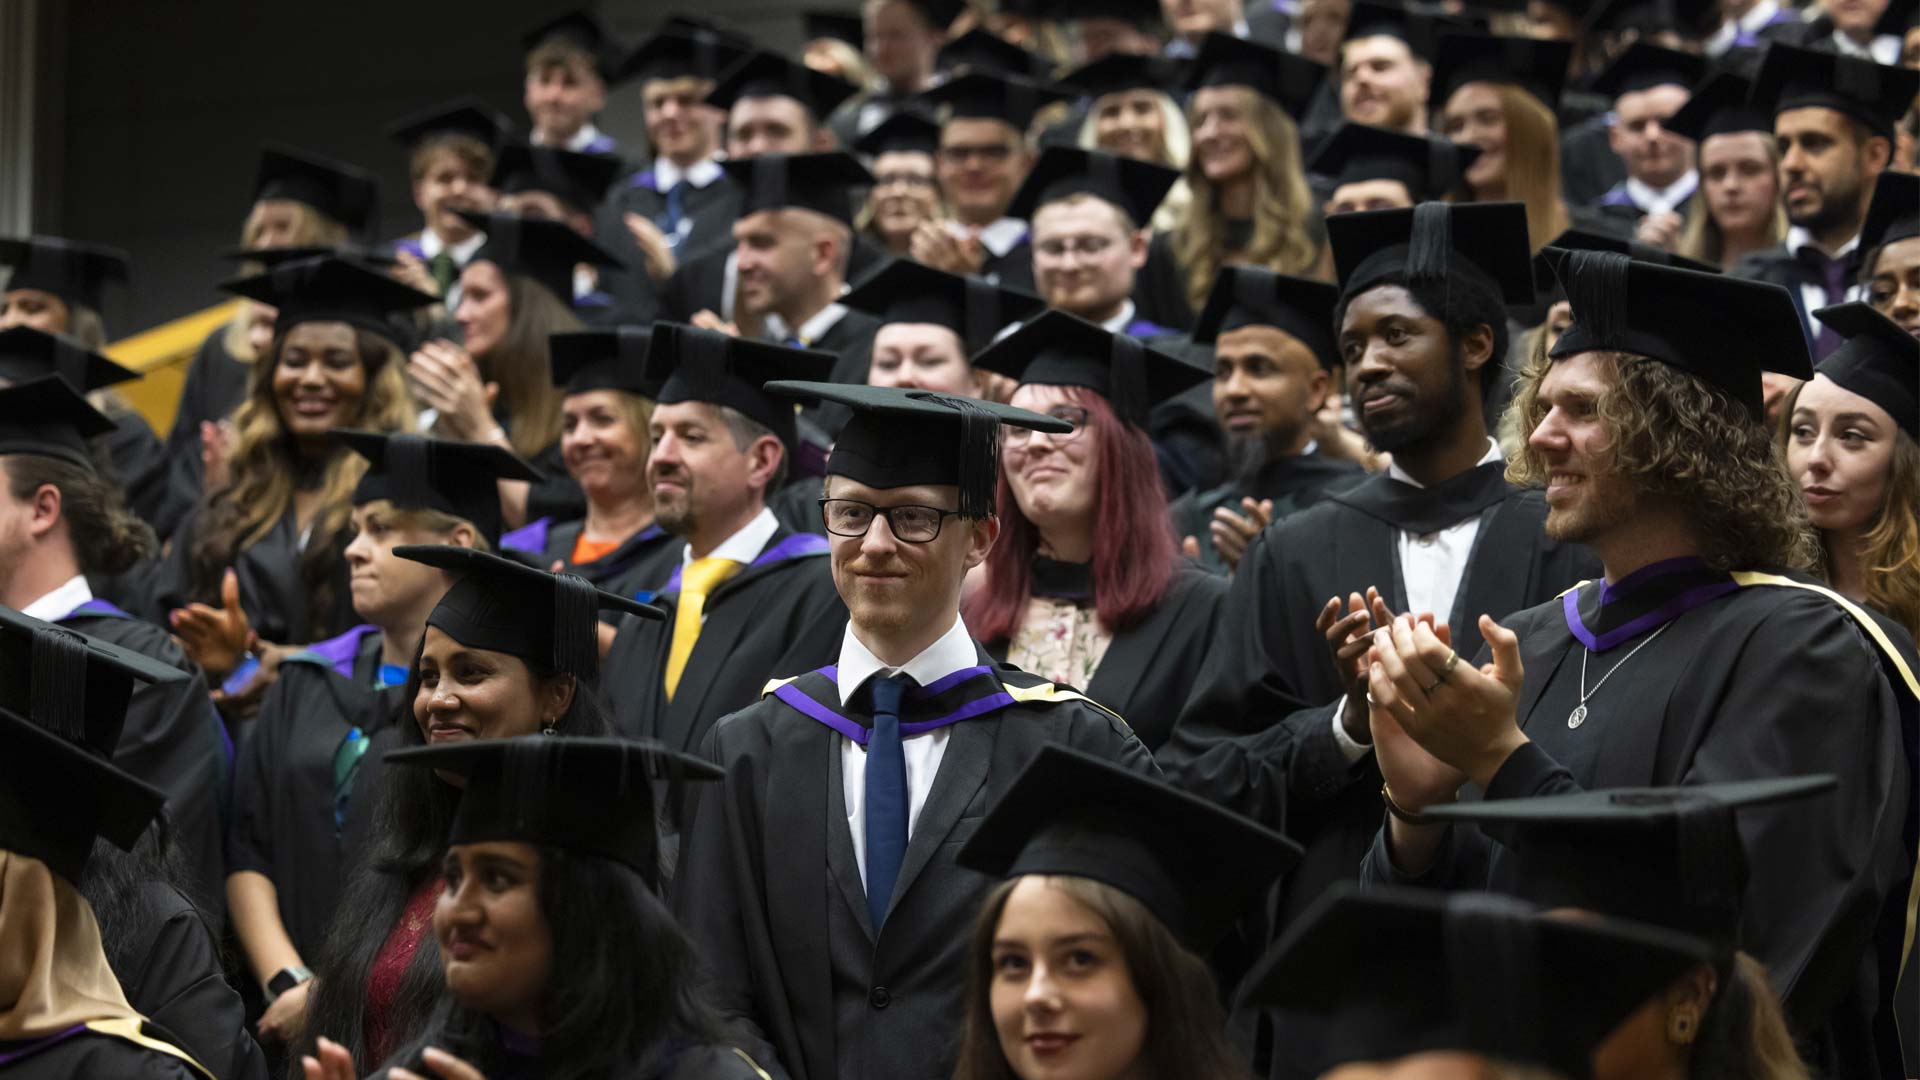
[266,965,313,1002]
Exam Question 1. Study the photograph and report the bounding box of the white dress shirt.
[1625,171,1698,217]
[19,575,92,622]
[675,508,779,626]
[418,229,485,309]
[974,218,1029,258]
[1705,0,1783,55]
[835,615,978,884]
[649,155,725,193]
[1830,30,1899,64]
[1099,300,1140,334]
[1785,225,1863,336]
[564,123,609,153]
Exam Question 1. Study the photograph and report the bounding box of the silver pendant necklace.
[1570,622,1673,729]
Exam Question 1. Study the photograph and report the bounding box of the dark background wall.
[36,0,828,333]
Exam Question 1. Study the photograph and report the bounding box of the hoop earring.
[1667,1007,1698,1046]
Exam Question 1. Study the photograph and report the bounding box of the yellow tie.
[665,557,743,701]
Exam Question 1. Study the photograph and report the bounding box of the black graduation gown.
[228,626,400,961]
[674,652,1160,1080]
[1167,452,1367,575]
[612,168,741,266]
[156,330,253,543]
[114,881,267,1080]
[980,235,1037,293]
[1359,568,1919,1080]
[145,508,356,647]
[1559,111,1628,210]
[57,603,227,924]
[1732,244,1837,358]
[0,1022,209,1079]
[499,516,680,600]
[102,408,172,533]
[1149,377,1225,499]
[1135,232,1196,333]
[378,1032,773,1080]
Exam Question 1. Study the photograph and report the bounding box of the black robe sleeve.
[117,883,268,1080]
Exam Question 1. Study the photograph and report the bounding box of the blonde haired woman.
[1065,53,1194,234]
[1664,74,1786,269]
[1433,33,1574,253]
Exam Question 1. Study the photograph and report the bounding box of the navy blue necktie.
[864,674,912,929]
[657,179,689,250]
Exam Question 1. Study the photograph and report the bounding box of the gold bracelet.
[1381,782,1427,824]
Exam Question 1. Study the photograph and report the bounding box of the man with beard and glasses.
[1362,248,1917,1080]
[1159,202,1600,1080]
[1734,42,1919,360]
[1170,267,1365,574]
[596,323,847,866]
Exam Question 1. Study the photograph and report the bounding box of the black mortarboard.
[957,745,1302,950]
[1242,885,1713,1080]
[0,707,166,883]
[549,327,664,398]
[1430,32,1573,112]
[707,51,862,120]
[841,259,1047,353]
[1545,247,1811,414]
[522,10,624,83]
[338,430,544,546]
[490,143,622,216]
[0,376,115,471]
[1663,71,1769,142]
[647,321,838,450]
[0,237,129,312]
[1421,776,1837,951]
[1750,41,1920,139]
[1813,303,1919,440]
[1186,33,1328,118]
[1582,0,1717,38]
[972,309,1210,428]
[219,255,437,348]
[1590,41,1708,99]
[0,603,187,767]
[1004,147,1179,226]
[385,736,721,885]
[1329,201,1537,306]
[917,71,1076,131]
[1307,123,1481,202]
[397,545,663,683]
[1531,227,1717,303]
[0,325,137,393]
[1059,54,1184,99]
[718,152,875,227]
[385,96,511,152]
[252,144,381,240]
[457,210,623,307]
[938,28,1055,79]
[1343,0,1486,52]
[853,110,943,156]
[619,26,753,85]
[1860,169,1920,253]
[218,243,399,270]
[1191,268,1341,369]
[803,10,865,48]
[764,381,1070,518]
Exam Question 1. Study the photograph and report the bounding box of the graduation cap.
[490,143,622,217]
[1750,41,1920,139]
[1545,247,1811,413]
[1532,227,1718,303]
[1004,147,1179,226]
[1860,169,1920,253]
[1813,303,1919,441]
[252,144,381,240]
[1307,123,1481,202]
[219,254,437,348]
[619,25,753,85]
[1058,54,1184,100]
[1191,268,1341,369]
[707,50,862,120]
[763,381,1071,519]
[1328,201,1537,307]
[396,545,663,683]
[1590,41,1708,99]
[0,603,189,765]
[1420,776,1836,950]
[548,326,664,399]
[385,96,511,152]
[1429,32,1573,112]
[842,258,1047,353]
[1186,33,1328,119]
[956,745,1302,950]
[853,110,943,157]
[971,309,1211,428]
[338,430,544,546]
[917,71,1076,132]
[718,151,875,227]
[522,9,624,83]
[647,321,838,451]
[1241,885,1714,1080]
[938,28,1055,79]
[803,10,864,48]
[0,324,137,393]
[0,707,167,883]
[0,376,115,471]
[1581,0,1717,38]
[456,210,622,307]
[0,236,129,313]
[1663,71,1769,142]
[1343,0,1486,53]
[384,735,722,885]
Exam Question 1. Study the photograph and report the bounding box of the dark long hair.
[79,823,224,986]
[380,846,730,1080]
[1689,953,1810,1080]
[299,639,612,1074]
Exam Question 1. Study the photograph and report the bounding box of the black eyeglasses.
[818,498,962,543]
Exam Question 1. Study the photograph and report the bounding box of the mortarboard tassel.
[30,626,90,748]
[1673,801,1743,946]
[1446,894,1546,1062]
[1563,249,1631,350]
[942,393,1002,520]
[1406,201,1453,284]
[751,156,790,216]
[383,433,435,515]
[550,571,602,683]
[52,338,93,390]
[1108,335,1151,427]
[964,276,1000,355]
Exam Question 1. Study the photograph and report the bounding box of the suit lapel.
[764,719,838,1080]
[1450,493,1533,661]
[826,737,877,943]
[883,719,991,925]
[1088,603,1171,717]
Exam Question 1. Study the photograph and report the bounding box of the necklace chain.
[1569,621,1673,729]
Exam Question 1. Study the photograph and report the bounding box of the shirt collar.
[1830,29,1899,63]
[1624,171,1698,215]
[565,123,606,153]
[977,217,1029,258]
[1388,438,1502,489]
[19,575,93,623]
[651,155,725,192]
[419,228,486,264]
[1738,0,1781,31]
[835,614,979,705]
[684,506,780,567]
[795,302,849,346]
[1786,225,1861,261]
[1098,300,1139,334]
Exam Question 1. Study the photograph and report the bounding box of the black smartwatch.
[266,965,313,1002]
